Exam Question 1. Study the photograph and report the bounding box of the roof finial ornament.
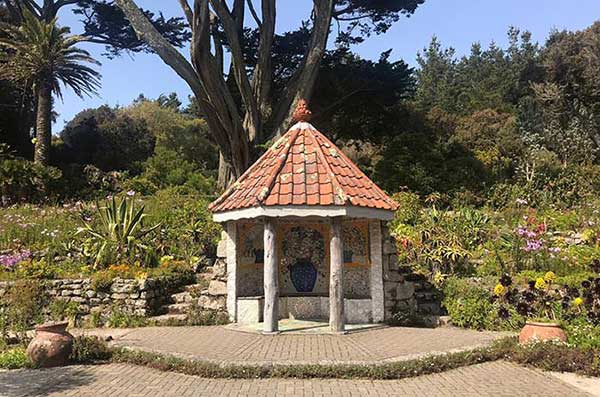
[292,99,312,122]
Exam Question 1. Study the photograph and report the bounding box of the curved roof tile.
[209,121,398,213]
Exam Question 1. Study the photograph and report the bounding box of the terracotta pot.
[26,321,74,367]
[518,321,567,344]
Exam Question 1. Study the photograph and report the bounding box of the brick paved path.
[102,326,507,365]
[0,361,590,397]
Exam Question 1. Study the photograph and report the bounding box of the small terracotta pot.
[26,321,74,368]
[518,321,567,344]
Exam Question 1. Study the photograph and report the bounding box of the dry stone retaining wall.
[0,277,176,319]
[381,224,443,324]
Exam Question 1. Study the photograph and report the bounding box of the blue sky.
[53,0,600,131]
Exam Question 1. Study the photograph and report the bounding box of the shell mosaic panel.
[237,222,265,296]
[279,224,329,295]
[235,220,372,298]
[342,222,371,298]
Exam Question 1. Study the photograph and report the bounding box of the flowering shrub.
[90,260,194,292]
[0,250,31,271]
[392,206,489,278]
[492,272,562,323]
[492,269,600,345]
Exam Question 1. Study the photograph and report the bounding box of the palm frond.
[0,9,101,99]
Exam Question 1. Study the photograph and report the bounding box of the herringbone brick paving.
[106,326,507,364]
[0,361,590,396]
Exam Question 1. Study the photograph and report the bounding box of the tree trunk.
[34,83,52,166]
[218,152,235,189]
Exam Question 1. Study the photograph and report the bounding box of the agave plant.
[77,195,160,267]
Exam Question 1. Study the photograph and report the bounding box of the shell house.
[209,101,398,333]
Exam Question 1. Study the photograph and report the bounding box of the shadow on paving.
[0,366,96,397]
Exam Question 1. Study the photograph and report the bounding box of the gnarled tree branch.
[271,0,334,138]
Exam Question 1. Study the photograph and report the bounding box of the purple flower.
[0,250,31,271]
[523,239,543,252]
[516,227,528,237]
[126,190,136,197]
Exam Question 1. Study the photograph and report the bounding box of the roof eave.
[212,204,395,223]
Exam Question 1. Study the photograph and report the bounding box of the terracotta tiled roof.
[209,121,398,214]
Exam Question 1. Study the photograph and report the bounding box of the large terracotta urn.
[519,321,567,344]
[27,321,74,367]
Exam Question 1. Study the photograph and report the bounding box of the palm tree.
[0,10,100,165]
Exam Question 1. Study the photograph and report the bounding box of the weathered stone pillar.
[329,217,345,333]
[369,220,385,323]
[263,218,279,333]
[225,222,237,322]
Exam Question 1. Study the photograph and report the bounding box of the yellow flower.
[543,271,556,283]
[160,255,174,265]
[534,277,547,290]
[433,271,445,286]
[573,297,584,306]
[493,283,506,296]
[135,271,148,280]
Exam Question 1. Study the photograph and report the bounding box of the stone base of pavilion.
[226,318,387,335]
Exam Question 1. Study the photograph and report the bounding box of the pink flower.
[126,190,136,197]
[523,239,543,252]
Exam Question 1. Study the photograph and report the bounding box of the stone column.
[369,220,385,323]
[225,222,238,322]
[263,218,279,333]
[329,217,345,333]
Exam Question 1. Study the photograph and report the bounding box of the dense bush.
[123,148,215,195]
[0,155,62,206]
[69,335,112,363]
[441,277,518,330]
[58,106,155,172]
[144,189,221,260]
[392,203,490,278]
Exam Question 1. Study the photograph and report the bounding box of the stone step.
[185,283,208,293]
[164,302,191,314]
[438,315,452,327]
[147,313,188,326]
[171,291,193,304]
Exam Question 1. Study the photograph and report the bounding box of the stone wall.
[193,258,228,312]
[0,277,176,319]
[381,224,443,325]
